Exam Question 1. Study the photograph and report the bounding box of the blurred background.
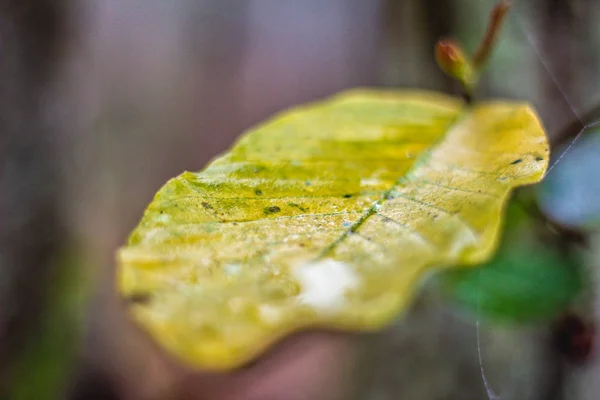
[2,0,600,399]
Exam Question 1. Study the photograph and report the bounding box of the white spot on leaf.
[224,263,241,276]
[259,304,281,324]
[293,259,360,313]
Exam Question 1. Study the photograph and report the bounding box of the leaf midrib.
[317,108,467,260]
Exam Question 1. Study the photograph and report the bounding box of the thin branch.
[472,0,511,69]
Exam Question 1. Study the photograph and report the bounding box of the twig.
[472,0,512,69]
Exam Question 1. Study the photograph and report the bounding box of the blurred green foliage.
[438,197,582,323]
[9,255,88,400]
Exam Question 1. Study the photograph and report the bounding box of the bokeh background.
[3,0,600,399]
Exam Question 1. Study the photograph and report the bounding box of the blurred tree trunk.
[382,0,455,91]
[0,0,69,395]
[537,2,597,396]
[420,0,456,91]
[537,0,592,136]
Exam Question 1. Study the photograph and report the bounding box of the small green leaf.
[438,201,582,323]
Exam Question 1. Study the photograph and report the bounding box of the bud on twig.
[434,0,512,103]
[435,39,476,92]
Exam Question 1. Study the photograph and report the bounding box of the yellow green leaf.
[117,89,549,370]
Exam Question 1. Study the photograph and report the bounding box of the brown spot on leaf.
[264,206,281,214]
[124,292,152,305]
[288,202,308,212]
